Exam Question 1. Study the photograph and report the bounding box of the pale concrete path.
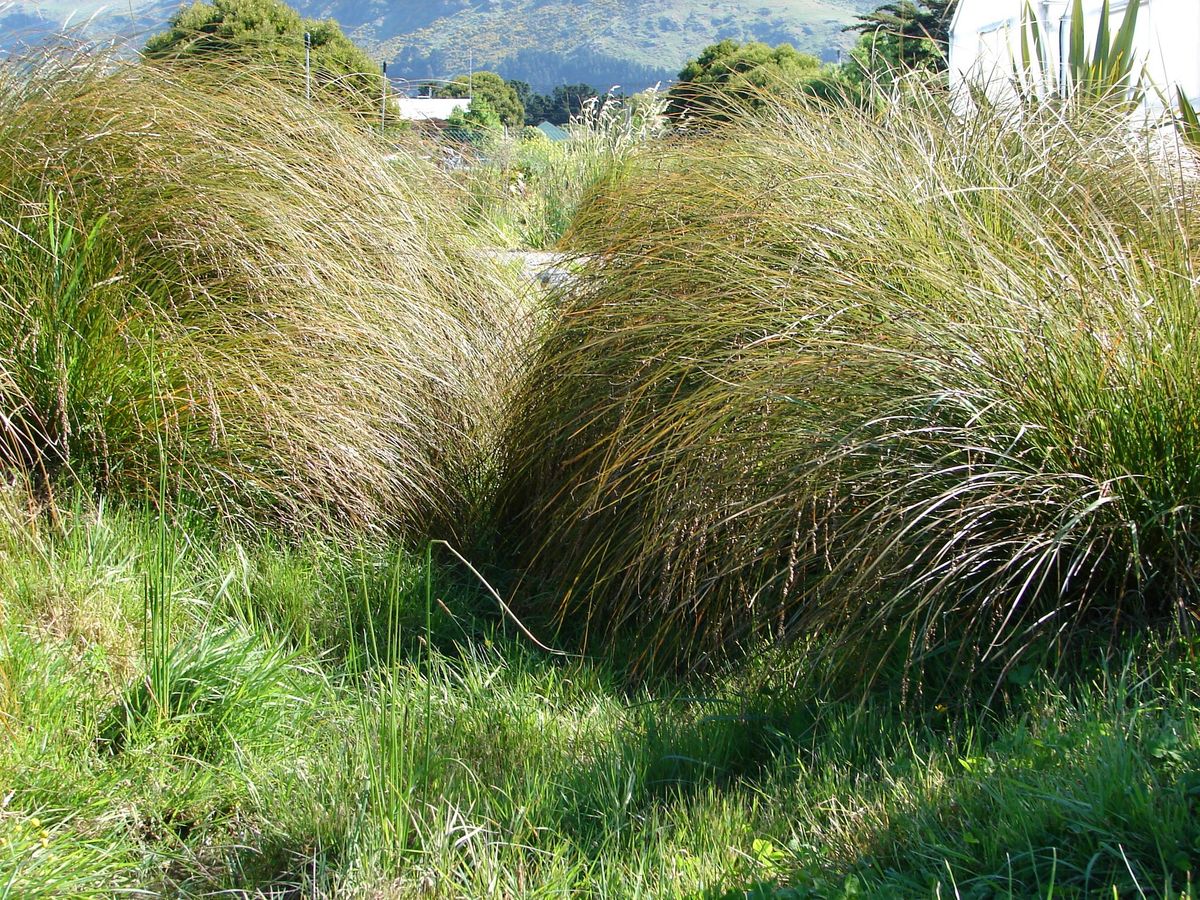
[480,249,575,289]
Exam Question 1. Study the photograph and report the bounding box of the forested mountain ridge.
[1,0,875,92]
[0,0,180,51]
[323,0,875,90]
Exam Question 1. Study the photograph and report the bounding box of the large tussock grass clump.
[0,53,524,536]
[500,88,1200,675]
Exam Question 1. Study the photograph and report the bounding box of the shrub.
[142,0,383,116]
[667,40,827,124]
[499,87,1200,676]
[0,52,526,537]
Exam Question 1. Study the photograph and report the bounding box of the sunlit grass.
[0,46,1197,900]
[456,92,667,250]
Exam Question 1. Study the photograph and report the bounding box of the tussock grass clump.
[98,627,293,761]
[0,52,525,536]
[500,87,1200,675]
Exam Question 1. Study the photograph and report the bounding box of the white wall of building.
[395,97,471,122]
[949,0,1200,111]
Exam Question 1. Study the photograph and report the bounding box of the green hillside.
[380,1,867,82]
[2,0,874,91]
[320,0,875,89]
[0,0,179,52]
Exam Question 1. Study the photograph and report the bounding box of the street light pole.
[304,31,311,101]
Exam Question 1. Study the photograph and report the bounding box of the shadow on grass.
[532,633,1200,898]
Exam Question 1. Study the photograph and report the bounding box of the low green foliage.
[458,90,667,249]
[500,83,1200,676]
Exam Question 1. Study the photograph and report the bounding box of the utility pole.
[304,31,311,101]
[469,48,474,99]
[381,60,387,135]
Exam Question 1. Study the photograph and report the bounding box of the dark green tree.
[667,40,827,121]
[497,82,602,126]
[845,1,958,76]
[144,0,380,107]
[506,79,544,124]
[435,71,525,129]
[544,83,600,124]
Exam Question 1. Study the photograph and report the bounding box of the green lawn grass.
[1,494,1196,897]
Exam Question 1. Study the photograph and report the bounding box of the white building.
[394,97,471,123]
[948,0,1200,111]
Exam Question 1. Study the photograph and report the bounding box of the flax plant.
[500,83,1200,677]
[1178,88,1200,147]
[1019,0,1145,106]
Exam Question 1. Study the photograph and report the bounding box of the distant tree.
[436,71,524,128]
[667,40,826,121]
[446,95,503,147]
[544,83,600,124]
[844,1,957,79]
[451,95,501,131]
[506,78,543,124]
[144,0,380,108]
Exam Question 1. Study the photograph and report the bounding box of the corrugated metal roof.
[536,121,569,141]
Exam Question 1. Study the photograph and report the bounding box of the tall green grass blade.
[145,334,172,723]
[1019,1,1049,99]
[1107,0,1142,98]
[1068,0,1087,86]
[422,541,433,808]
[1092,0,1112,76]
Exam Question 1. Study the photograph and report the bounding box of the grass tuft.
[98,626,294,762]
[0,50,527,538]
[499,84,1200,677]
